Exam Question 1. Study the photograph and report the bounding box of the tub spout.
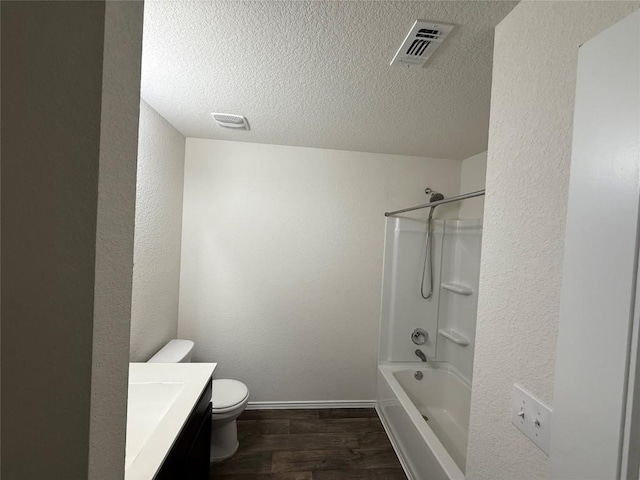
[415,349,427,362]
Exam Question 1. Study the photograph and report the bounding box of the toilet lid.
[212,379,249,409]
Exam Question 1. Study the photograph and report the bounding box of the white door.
[549,10,640,480]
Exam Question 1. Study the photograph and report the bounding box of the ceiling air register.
[390,20,454,68]
[211,113,250,130]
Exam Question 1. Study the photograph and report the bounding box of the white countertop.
[125,362,216,480]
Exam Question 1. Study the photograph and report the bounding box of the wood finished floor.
[210,408,407,480]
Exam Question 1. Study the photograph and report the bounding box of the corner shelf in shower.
[438,328,470,347]
[441,282,473,295]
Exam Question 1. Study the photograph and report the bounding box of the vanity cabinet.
[156,379,212,480]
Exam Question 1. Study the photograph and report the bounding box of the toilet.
[148,339,250,462]
[209,379,249,461]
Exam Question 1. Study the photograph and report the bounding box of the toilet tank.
[147,339,194,363]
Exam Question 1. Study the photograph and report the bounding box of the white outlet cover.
[511,383,553,455]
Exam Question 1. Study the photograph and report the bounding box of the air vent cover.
[390,20,454,68]
[211,113,250,130]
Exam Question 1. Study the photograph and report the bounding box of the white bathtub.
[377,364,471,480]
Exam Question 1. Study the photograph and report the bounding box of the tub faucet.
[415,349,427,362]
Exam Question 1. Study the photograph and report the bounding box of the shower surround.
[377,216,482,479]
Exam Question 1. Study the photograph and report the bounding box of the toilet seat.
[212,379,249,413]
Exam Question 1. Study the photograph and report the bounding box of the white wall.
[550,11,640,478]
[466,2,640,480]
[130,100,186,362]
[178,139,461,402]
[459,151,487,220]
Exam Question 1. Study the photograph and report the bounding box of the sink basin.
[125,363,216,480]
[125,382,184,468]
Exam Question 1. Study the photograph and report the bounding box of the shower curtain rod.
[384,189,486,217]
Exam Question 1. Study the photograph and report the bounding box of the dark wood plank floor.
[210,408,407,480]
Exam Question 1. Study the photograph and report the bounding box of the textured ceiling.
[141,1,517,160]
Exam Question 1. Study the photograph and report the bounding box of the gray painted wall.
[89,2,143,478]
[1,2,143,478]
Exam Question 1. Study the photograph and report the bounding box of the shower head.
[424,187,444,203]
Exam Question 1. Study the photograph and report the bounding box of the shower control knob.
[411,328,429,345]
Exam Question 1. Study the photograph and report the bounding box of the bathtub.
[376,364,471,480]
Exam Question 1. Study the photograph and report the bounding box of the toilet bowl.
[210,379,249,462]
[148,340,250,463]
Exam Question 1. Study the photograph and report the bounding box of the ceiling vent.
[390,20,454,68]
[211,113,250,130]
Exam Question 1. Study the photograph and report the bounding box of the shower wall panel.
[435,220,482,382]
[379,217,444,363]
[379,217,482,382]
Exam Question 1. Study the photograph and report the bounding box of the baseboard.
[246,400,376,410]
[376,405,414,480]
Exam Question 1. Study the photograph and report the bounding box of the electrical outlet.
[511,383,553,455]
